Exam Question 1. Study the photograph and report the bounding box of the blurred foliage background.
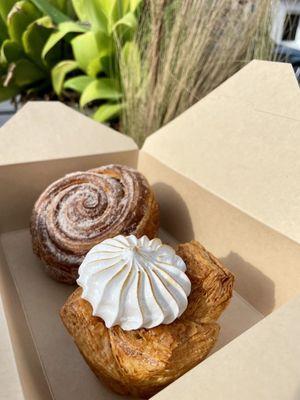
[0,0,291,145]
[0,0,141,122]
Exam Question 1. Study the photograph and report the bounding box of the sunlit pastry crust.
[30,164,159,284]
[61,240,234,398]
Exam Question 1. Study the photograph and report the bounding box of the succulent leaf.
[63,75,93,93]
[93,102,123,122]
[7,1,41,44]
[80,78,122,107]
[51,59,78,94]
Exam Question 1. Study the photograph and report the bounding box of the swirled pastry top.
[77,235,191,330]
[30,164,159,284]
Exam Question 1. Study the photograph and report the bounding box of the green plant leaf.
[85,0,108,33]
[58,20,88,33]
[0,16,9,44]
[7,1,41,44]
[64,75,93,93]
[0,0,17,20]
[93,102,123,122]
[42,20,87,59]
[13,58,45,85]
[98,53,118,77]
[29,0,70,23]
[71,0,88,21]
[116,0,130,14]
[71,31,100,72]
[130,0,142,12]
[113,12,137,32]
[49,0,68,13]
[100,0,118,18]
[80,78,122,107]
[0,39,25,64]
[22,16,53,66]
[86,57,102,78]
[0,85,19,101]
[51,59,78,94]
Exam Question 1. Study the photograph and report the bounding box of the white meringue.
[77,235,191,330]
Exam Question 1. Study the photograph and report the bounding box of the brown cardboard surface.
[0,102,137,166]
[0,240,52,400]
[0,229,262,400]
[142,60,300,245]
[139,151,300,314]
[153,294,300,400]
[0,297,24,400]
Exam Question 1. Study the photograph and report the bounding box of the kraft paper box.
[0,60,299,400]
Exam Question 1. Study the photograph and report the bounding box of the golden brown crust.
[30,164,159,284]
[60,241,234,398]
[177,241,234,324]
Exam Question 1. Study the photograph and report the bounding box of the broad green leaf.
[100,0,118,18]
[117,0,130,14]
[94,30,114,56]
[113,12,137,32]
[130,0,142,12]
[29,0,71,23]
[93,102,123,122]
[51,59,78,94]
[22,16,54,66]
[42,20,87,59]
[71,0,88,21]
[0,0,17,20]
[0,16,9,44]
[85,0,107,33]
[86,57,102,78]
[7,1,41,44]
[71,31,100,71]
[13,58,45,85]
[0,39,24,64]
[49,0,68,13]
[41,29,65,59]
[58,20,88,33]
[0,85,19,101]
[99,54,118,77]
[64,75,93,93]
[80,78,122,107]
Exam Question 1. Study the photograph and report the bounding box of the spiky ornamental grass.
[120,0,276,147]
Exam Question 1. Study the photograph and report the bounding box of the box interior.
[0,151,275,400]
[1,60,299,400]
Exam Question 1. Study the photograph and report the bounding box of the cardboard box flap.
[142,61,300,244]
[154,294,300,400]
[210,59,299,120]
[0,102,137,166]
[0,298,24,400]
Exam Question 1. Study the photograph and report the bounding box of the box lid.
[0,101,137,166]
[142,60,300,244]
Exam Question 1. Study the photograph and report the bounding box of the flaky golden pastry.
[61,240,234,398]
[30,164,159,284]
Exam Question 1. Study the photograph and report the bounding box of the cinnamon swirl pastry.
[30,165,159,284]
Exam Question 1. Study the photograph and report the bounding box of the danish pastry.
[61,239,234,397]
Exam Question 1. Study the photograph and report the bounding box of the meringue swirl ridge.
[77,235,191,330]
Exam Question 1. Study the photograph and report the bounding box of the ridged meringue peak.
[77,235,191,330]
